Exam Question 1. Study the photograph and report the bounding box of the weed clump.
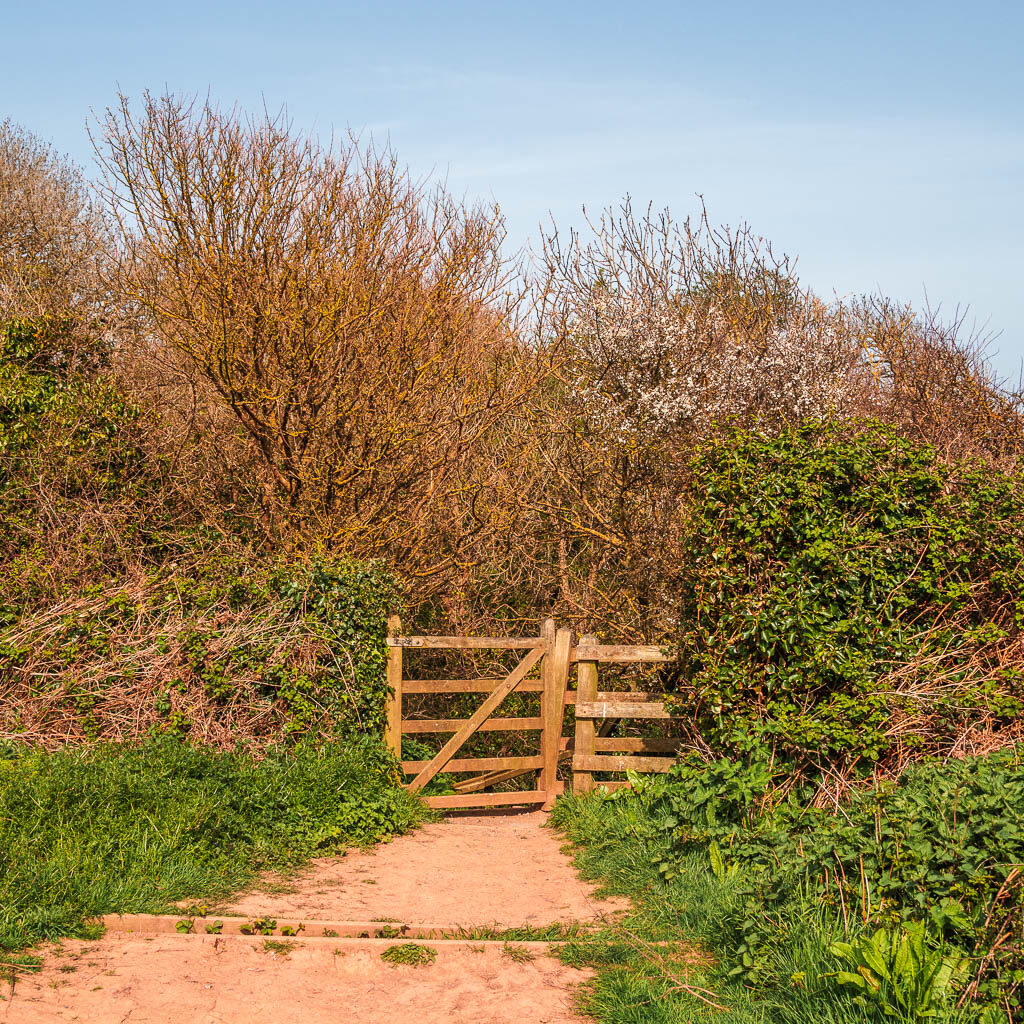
[380,943,437,967]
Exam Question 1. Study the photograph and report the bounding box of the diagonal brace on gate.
[406,645,546,793]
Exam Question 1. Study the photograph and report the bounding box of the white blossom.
[570,293,857,443]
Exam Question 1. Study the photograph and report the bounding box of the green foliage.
[380,943,437,966]
[831,924,966,1020]
[240,918,278,936]
[643,752,1024,1010]
[3,552,401,742]
[672,420,1024,766]
[0,737,425,953]
[552,752,1023,1023]
[1,316,80,372]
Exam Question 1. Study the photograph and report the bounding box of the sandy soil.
[227,810,621,927]
[1,935,592,1024]
[2,812,619,1023]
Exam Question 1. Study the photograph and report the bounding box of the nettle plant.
[670,419,1024,768]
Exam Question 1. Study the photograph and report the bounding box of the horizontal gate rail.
[423,790,547,809]
[594,737,681,753]
[388,636,542,649]
[574,754,675,773]
[401,755,542,774]
[571,644,671,663]
[401,716,544,733]
[402,677,543,693]
[575,700,672,719]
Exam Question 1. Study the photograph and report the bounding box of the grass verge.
[0,735,426,953]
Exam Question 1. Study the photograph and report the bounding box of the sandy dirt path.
[2,936,590,1024]
[227,809,617,927]
[2,811,620,1024]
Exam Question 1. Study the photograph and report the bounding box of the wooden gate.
[385,618,677,810]
[385,618,572,810]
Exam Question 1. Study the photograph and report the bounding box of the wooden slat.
[388,636,542,649]
[573,634,598,795]
[573,754,676,773]
[593,737,682,753]
[385,615,403,757]
[565,690,656,702]
[403,678,543,694]
[407,646,545,792]
[594,780,632,792]
[575,701,672,719]
[401,755,542,774]
[401,716,544,733]
[541,625,571,805]
[422,789,546,809]
[571,644,672,664]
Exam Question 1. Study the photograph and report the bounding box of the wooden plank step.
[401,716,544,733]
[101,915,578,944]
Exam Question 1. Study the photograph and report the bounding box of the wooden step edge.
[99,914,604,943]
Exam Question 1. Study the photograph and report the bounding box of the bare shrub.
[851,296,1024,467]
[94,92,537,575]
[0,122,112,342]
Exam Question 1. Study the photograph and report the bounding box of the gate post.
[385,614,403,758]
[572,634,598,793]
[540,622,572,808]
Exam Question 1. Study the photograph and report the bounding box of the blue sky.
[4,0,1022,377]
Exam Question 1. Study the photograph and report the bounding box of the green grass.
[439,923,586,941]
[0,736,426,953]
[551,788,984,1024]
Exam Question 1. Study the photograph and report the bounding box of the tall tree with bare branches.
[96,92,537,574]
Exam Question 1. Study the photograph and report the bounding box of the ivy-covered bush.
[2,317,402,746]
[1,554,400,745]
[672,420,1024,767]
